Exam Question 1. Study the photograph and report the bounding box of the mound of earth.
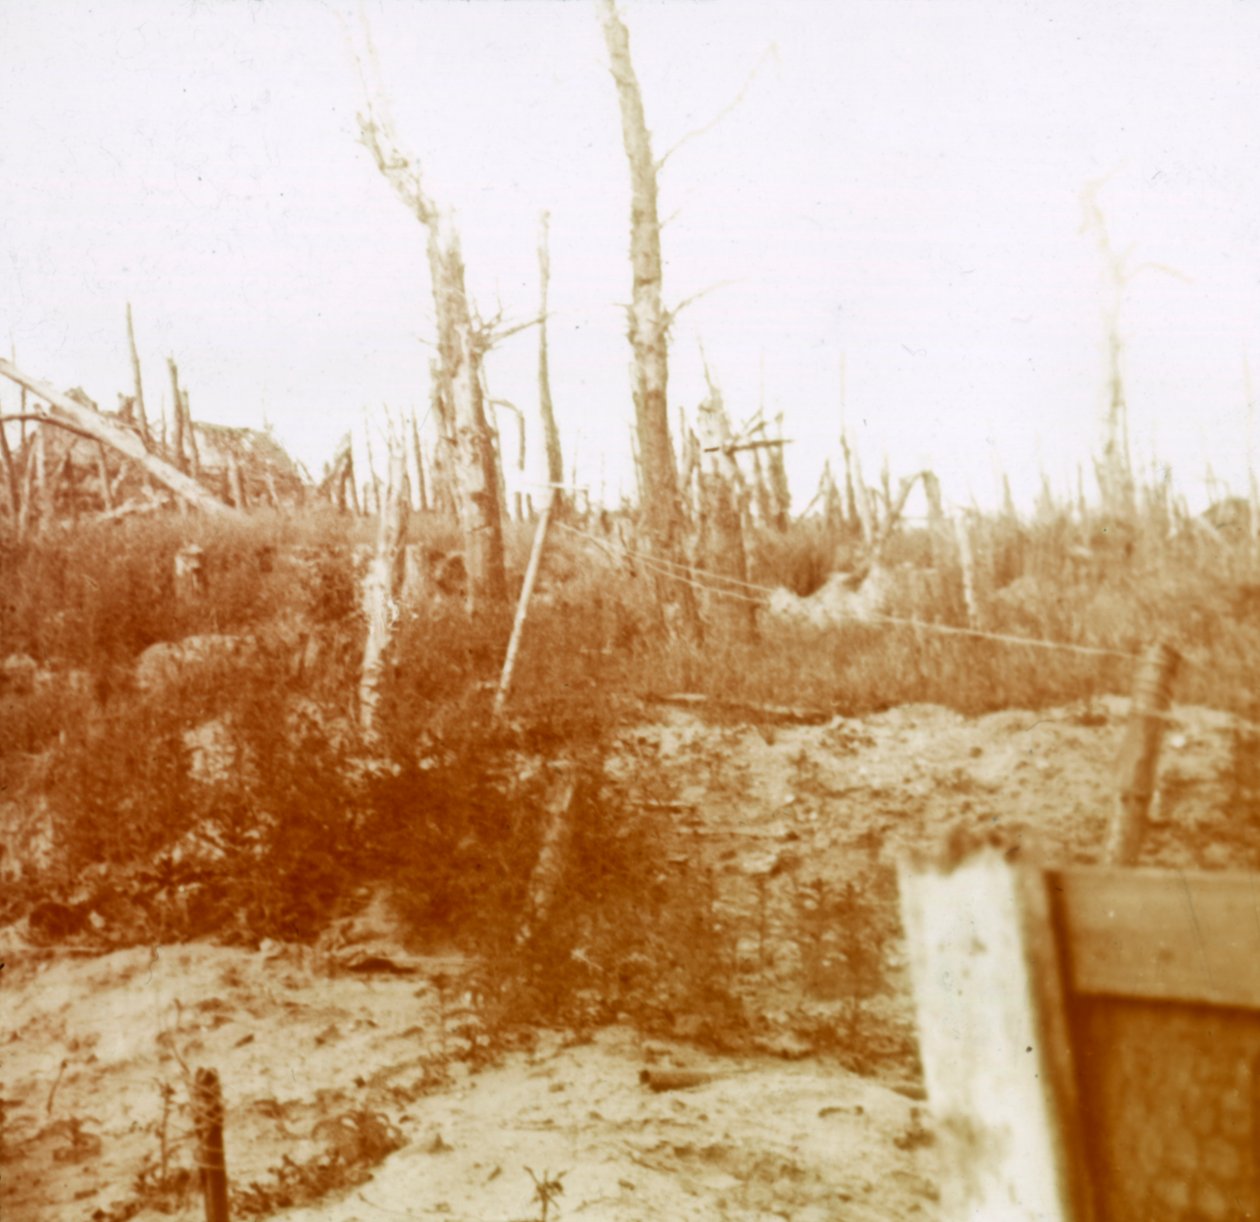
[3,696,1251,1220]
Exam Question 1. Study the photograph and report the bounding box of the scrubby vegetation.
[2,488,1259,1039]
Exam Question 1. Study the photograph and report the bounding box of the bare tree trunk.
[820,460,844,530]
[167,358,186,472]
[1082,184,1137,519]
[431,216,507,609]
[0,414,18,519]
[749,443,773,528]
[181,389,201,477]
[696,386,755,639]
[359,116,507,612]
[0,359,237,516]
[767,412,792,530]
[125,302,150,444]
[359,442,409,738]
[364,427,382,516]
[598,0,694,623]
[536,211,565,509]
[428,366,457,519]
[410,407,429,512]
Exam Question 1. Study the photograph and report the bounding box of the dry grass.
[3,480,1259,1031]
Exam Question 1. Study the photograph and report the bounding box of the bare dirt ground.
[3,695,1250,1220]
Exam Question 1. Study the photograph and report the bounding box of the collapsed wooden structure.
[0,358,309,525]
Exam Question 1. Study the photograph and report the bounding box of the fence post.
[493,486,556,720]
[193,1067,230,1222]
[1105,638,1180,865]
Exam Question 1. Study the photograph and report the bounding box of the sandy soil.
[2,695,1250,1220]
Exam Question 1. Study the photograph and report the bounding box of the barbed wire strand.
[559,521,1139,655]
[553,521,1260,732]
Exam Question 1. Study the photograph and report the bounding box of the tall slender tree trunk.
[696,385,755,639]
[410,407,430,512]
[537,211,565,509]
[167,358,186,472]
[181,388,201,477]
[360,114,507,611]
[359,441,410,738]
[125,303,151,444]
[598,0,694,621]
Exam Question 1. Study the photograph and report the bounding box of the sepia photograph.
[3,1,1260,1218]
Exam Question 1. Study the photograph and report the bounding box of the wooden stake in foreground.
[359,443,409,738]
[192,1067,230,1222]
[493,487,557,720]
[1104,638,1180,865]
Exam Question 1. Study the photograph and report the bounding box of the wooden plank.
[1053,867,1260,1009]
[899,851,1093,1220]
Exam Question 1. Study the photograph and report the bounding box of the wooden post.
[955,513,979,630]
[1105,638,1180,865]
[358,443,409,738]
[493,487,556,720]
[175,544,206,602]
[517,765,578,945]
[192,1067,230,1222]
[95,442,113,512]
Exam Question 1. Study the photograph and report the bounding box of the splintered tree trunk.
[168,358,186,473]
[696,388,755,639]
[125,302,150,444]
[359,443,410,738]
[536,211,565,508]
[767,412,791,529]
[428,365,457,519]
[429,217,507,609]
[410,407,430,512]
[598,0,694,621]
[181,389,201,477]
[359,115,507,612]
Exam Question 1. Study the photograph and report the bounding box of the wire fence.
[553,520,1260,734]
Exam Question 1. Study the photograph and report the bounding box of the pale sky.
[3,0,1259,513]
